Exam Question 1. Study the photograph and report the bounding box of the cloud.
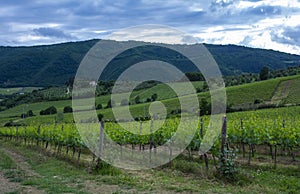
[0,0,299,55]
[271,25,300,45]
[210,0,235,12]
[107,25,198,44]
[242,5,282,16]
[33,27,74,39]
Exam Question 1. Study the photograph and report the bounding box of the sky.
[1,0,300,54]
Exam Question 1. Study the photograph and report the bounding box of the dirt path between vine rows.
[1,147,127,193]
[1,148,44,194]
[0,172,21,194]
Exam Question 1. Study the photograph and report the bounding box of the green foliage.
[98,113,104,121]
[184,72,205,81]
[0,40,98,87]
[226,78,280,106]
[199,98,210,116]
[284,77,300,104]
[120,99,129,106]
[254,99,263,104]
[40,106,57,115]
[202,82,208,91]
[63,106,73,113]
[205,43,300,75]
[106,99,115,108]
[1,40,300,87]
[21,110,34,118]
[134,96,140,104]
[96,104,103,110]
[260,66,270,80]
[151,93,158,101]
[1,75,300,126]
[218,148,238,180]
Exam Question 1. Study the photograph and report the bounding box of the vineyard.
[1,106,299,171]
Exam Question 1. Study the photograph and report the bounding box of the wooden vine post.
[220,116,227,166]
[139,121,143,150]
[221,116,227,153]
[149,116,154,162]
[240,118,245,159]
[95,121,105,168]
[199,117,209,174]
[16,126,19,141]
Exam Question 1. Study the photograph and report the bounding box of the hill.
[0,40,300,87]
[1,75,300,126]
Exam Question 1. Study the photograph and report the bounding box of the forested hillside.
[0,39,299,87]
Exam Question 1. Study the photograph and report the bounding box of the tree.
[98,113,104,121]
[254,99,263,104]
[27,110,34,117]
[199,98,210,116]
[63,106,73,113]
[260,66,269,80]
[120,99,129,106]
[106,99,115,108]
[202,82,209,91]
[40,106,57,115]
[96,104,103,110]
[65,76,75,88]
[134,96,141,104]
[184,72,205,81]
[21,110,34,118]
[151,93,158,101]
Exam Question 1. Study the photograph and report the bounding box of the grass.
[286,77,300,104]
[0,149,24,184]
[0,149,16,169]
[0,140,299,193]
[1,75,300,126]
[226,77,281,105]
[0,87,40,95]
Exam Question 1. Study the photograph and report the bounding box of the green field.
[1,75,300,126]
[0,75,300,193]
[0,105,299,193]
[0,87,40,95]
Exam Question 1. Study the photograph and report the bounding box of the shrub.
[254,98,263,104]
[96,104,103,110]
[151,93,158,101]
[21,110,34,118]
[134,96,140,104]
[171,109,181,115]
[98,113,104,121]
[40,106,57,115]
[120,99,129,106]
[63,106,73,113]
[106,100,115,108]
[27,110,34,117]
[218,148,238,180]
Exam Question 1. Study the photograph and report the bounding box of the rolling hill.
[1,75,300,126]
[0,39,300,87]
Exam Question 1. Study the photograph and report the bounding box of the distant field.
[131,81,204,101]
[226,78,280,105]
[0,87,40,95]
[285,77,300,104]
[1,76,300,126]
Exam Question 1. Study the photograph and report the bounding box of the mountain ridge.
[1,39,299,87]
